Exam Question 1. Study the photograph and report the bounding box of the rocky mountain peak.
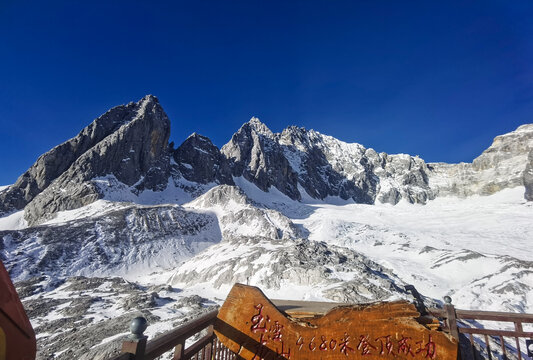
[0,99,141,217]
[221,119,301,200]
[429,123,533,198]
[246,116,274,137]
[3,95,532,226]
[473,123,533,171]
[21,95,171,225]
[173,133,233,185]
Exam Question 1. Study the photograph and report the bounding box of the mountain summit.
[1,96,532,226]
[1,95,171,225]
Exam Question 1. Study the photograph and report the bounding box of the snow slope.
[233,179,533,313]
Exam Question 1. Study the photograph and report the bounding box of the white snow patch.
[0,210,27,230]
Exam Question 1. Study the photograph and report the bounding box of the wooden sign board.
[214,284,457,360]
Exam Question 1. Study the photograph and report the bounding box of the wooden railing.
[108,310,236,360]
[428,298,533,360]
[107,298,533,360]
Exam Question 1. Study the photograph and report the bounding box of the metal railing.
[429,297,533,360]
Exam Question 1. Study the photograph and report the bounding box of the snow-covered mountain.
[1,95,532,359]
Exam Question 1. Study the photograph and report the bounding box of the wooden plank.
[484,334,492,360]
[427,308,533,323]
[173,341,184,360]
[458,328,533,337]
[468,334,476,360]
[144,310,218,359]
[454,310,533,323]
[215,284,458,360]
[444,304,459,341]
[183,333,214,359]
[499,336,507,360]
[271,299,348,318]
[121,338,146,360]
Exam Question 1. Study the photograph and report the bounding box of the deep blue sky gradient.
[1,1,532,185]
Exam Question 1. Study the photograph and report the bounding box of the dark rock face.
[2,96,531,226]
[221,118,433,204]
[173,133,233,185]
[524,149,533,201]
[279,126,380,204]
[0,101,139,216]
[221,118,301,200]
[23,95,171,225]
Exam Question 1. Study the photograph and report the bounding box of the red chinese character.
[296,336,304,351]
[276,341,291,359]
[269,321,284,342]
[375,335,395,356]
[398,336,415,357]
[416,335,436,359]
[252,333,268,360]
[357,335,377,356]
[339,333,355,356]
[251,304,270,334]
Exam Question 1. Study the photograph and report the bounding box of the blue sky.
[1,1,532,185]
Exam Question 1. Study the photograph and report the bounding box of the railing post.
[443,296,459,341]
[205,324,214,359]
[121,317,148,360]
[173,340,185,360]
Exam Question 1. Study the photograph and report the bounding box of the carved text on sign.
[247,304,438,359]
[214,284,458,360]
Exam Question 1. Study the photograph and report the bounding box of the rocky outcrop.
[173,133,233,185]
[170,237,410,303]
[0,101,140,216]
[524,149,533,201]
[279,126,434,204]
[2,204,219,280]
[221,118,301,200]
[222,118,433,204]
[188,185,301,240]
[2,96,532,227]
[428,124,533,197]
[23,95,171,225]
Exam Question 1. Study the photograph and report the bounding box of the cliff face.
[173,133,233,185]
[222,118,435,205]
[3,100,532,227]
[428,124,533,198]
[0,101,139,216]
[524,149,533,201]
[8,95,172,225]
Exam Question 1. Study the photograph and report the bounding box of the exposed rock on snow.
[170,237,415,304]
[187,185,301,240]
[428,123,533,198]
[23,95,171,225]
[222,118,435,204]
[524,148,533,201]
[1,204,220,281]
[221,118,302,200]
[173,133,233,185]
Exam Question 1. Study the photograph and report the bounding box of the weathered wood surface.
[214,284,458,360]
